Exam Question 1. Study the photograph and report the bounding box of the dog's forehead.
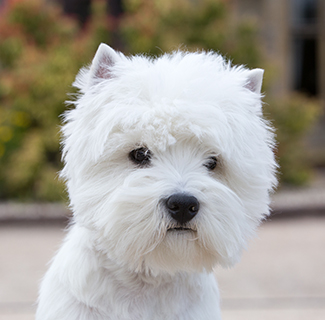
[105,105,211,151]
[103,99,239,158]
[95,55,261,146]
[92,82,260,158]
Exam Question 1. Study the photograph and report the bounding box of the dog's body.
[36,44,277,320]
[37,225,220,319]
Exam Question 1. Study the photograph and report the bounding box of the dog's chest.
[94,272,221,320]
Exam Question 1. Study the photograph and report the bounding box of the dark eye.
[129,147,152,167]
[204,156,218,171]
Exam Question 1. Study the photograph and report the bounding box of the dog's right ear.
[88,43,121,87]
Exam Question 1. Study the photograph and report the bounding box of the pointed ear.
[245,68,264,94]
[88,43,121,87]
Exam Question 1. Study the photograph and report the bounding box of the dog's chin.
[164,225,199,250]
[141,229,218,275]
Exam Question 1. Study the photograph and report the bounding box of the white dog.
[36,44,277,320]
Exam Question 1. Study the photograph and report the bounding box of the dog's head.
[61,44,277,275]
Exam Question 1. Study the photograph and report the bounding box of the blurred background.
[0,0,324,319]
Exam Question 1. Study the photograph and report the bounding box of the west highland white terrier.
[36,44,277,320]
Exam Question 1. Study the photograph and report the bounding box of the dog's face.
[61,45,277,275]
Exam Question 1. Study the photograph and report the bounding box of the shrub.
[0,0,108,200]
[0,0,321,201]
[122,0,261,67]
[265,94,320,185]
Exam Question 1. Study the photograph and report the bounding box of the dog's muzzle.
[165,193,199,225]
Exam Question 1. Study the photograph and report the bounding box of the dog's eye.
[129,147,152,166]
[204,156,218,171]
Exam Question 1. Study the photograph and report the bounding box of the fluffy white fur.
[36,44,277,320]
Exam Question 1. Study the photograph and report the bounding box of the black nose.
[166,193,199,225]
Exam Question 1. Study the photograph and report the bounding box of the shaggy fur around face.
[36,44,277,320]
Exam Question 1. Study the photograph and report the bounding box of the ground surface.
[0,217,324,320]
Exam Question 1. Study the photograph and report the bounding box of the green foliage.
[0,0,109,201]
[0,0,321,201]
[122,0,261,67]
[265,94,321,185]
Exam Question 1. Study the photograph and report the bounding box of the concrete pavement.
[1,217,325,320]
[0,222,65,320]
[216,217,325,319]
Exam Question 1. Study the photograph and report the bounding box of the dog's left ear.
[88,43,121,87]
[245,68,264,94]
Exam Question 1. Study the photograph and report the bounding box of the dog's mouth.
[167,226,195,232]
